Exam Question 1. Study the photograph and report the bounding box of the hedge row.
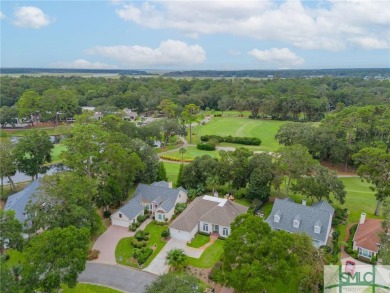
[200,135,261,146]
[197,143,216,151]
[160,155,193,163]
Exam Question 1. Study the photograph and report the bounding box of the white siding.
[176,191,188,204]
[170,224,198,242]
[199,221,231,238]
[111,211,131,228]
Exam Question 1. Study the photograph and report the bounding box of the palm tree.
[165,248,187,272]
[179,147,187,163]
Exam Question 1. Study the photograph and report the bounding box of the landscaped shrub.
[88,249,100,260]
[134,230,150,241]
[175,203,187,214]
[161,229,170,238]
[196,143,216,151]
[345,224,358,255]
[137,214,148,223]
[103,210,111,218]
[133,247,153,265]
[200,135,261,146]
[129,224,137,232]
[159,155,193,163]
[131,239,147,248]
[332,208,348,227]
[152,220,168,226]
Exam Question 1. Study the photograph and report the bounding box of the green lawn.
[115,222,168,268]
[187,239,224,268]
[62,283,122,293]
[163,162,182,185]
[188,117,289,151]
[187,234,210,248]
[163,146,219,161]
[51,144,67,163]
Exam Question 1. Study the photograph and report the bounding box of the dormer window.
[119,213,122,218]
[293,215,301,228]
[274,210,281,223]
[314,221,321,234]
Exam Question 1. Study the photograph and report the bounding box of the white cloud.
[348,37,389,50]
[0,12,5,19]
[249,48,304,67]
[13,6,50,29]
[115,0,390,51]
[86,40,206,67]
[52,59,118,69]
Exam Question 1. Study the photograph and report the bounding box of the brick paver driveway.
[93,220,150,264]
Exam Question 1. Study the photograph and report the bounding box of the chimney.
[360,213,366,224]
[302,199,306,206]
[168,181,173,188]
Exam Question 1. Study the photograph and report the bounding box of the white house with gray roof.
[169,195,249,242]
[111,181,187,228]
[266,198,334,248]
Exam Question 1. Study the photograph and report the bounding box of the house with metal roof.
[4,180,40,224]
[266,198,334,248]
[169,195,249,242]
[110,181,187,228]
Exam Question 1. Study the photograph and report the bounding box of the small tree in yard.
[145,273,203,293]
[165,248,187,272]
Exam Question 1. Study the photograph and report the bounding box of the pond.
[10,135,64,144]
[4,163,68,184]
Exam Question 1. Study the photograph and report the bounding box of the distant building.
[266,198,334,248]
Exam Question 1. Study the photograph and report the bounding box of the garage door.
[170,228,191,241]
[111,218,130,228]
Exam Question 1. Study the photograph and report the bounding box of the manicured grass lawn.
[163,162,181,185]
[163,146,219,161]
[154,144,182,154]
[51,144,67,163]
[187,239,224,268]
[115,222,168,268]
[259,202,274,218]
[234,197,252,207]
[189,117,289,151]
[62,283,122,293]
[187,234,210,248]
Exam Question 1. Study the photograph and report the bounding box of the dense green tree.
[219,148,252,190]
[353,147,390,216]
[246,155,274,202]
[176,163,184,187]
[275,122,314,147]
[179,147,186,163]
[181,155,219,189]
[292,165,346,204]
[165,248,188,272]
[181,104,201,144]
[158,99,178,118]
[156,162,168,182]
[0,257,20,293]
[222,214,315,293]
[139,121,163,146]
[0,106,18,127]
[145,273,203,293]
[16,90,41,125]
[14,130,54,180]
[0,210,23,253]
[379,199,390,265]
[25,172,102,236]
[161,119,185,146]
[0,137,17,192]
[21,226,89,292]
[129,139,160,183]
[277,144,318,196]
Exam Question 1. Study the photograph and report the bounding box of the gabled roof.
[170,195,248,232]
[266,198,333,243]
[353,219,383,252]
[116,182,186,220]
[4,180,40,223]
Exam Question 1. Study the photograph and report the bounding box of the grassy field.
[51,144,67,163]
[189,117,289,151]
[62,284,122,293]
[163,146,219,161]
[163,162,181,185]
[187,239,224,268]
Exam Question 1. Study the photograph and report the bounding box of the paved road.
[79,262,157,293]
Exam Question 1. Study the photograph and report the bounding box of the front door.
[213,224,219,233]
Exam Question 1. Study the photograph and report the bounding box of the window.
[145,204,150,210]
[119,213,122,219]
[314,225,321,234]
[158,214,165,220]
[222,228,229,236]
[359,248,373,258]
[203,223,209,232]
[293,220,300,228]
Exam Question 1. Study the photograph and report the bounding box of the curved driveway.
[79,262,157,293]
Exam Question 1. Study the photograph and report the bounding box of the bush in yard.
[133,247,153,265]
[87,249,100,260]
[103,210,111,218]
[161,229,170,238]
[131,239,147,248]
[197,143,216,151]
[135,230,150,241]
[175,203,187,214]
[129,224,137,232]
[137,214,148,223]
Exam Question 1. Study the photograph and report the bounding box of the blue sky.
[1,0,389,70]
